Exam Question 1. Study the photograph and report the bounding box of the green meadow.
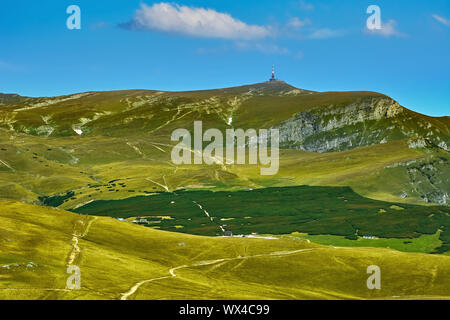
[73,186,450,254]
[280,232,443,254]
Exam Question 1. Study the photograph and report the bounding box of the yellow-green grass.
[222,139,433,205]
[0,122,442,208]
[1,200,450,300]
[0,82,448,208]
[277,231,443,254]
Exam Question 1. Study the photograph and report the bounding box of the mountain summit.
[213,80,311,96]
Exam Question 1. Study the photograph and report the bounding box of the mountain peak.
[213,80,312,96]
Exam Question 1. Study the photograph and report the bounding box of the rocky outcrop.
[274,97,449,153]
[382,155,450,206]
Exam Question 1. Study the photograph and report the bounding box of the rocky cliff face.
[274,97,449,153]
[385,156,450,205]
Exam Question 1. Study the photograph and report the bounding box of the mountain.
[1,82,450,300]
[0,93,29,105]
[1,82,448,152]
[0,81,448,206]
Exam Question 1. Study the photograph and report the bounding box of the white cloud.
[307,28,344,39]
[123,2,271,40]
[432,14,450,27]
[287,17,311,29]
[365,19,406,37]
[285,18,343,40]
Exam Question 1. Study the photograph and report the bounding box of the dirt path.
[0,159,14,171]
[0,216,99,296]
[193,201,226,233]
[67,217,97,266]
[146,177,170,192]
[120,247,319,300]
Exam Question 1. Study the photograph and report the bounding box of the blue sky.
[0,0,449,116]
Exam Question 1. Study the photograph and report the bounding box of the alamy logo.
[366,265,381,290]
[366,5,382,30]
[171,121,279,175]
[66,5,81,30]
[66,265,81,290]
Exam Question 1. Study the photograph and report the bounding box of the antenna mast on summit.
[270,65,276,81]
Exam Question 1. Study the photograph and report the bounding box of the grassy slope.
[1,200,450,300]
[0,85,403,138]
[0,83,447,205]
[0,83,447,207]
[0,93,29,105]
[72,185,450,253]
[0,124,439,206]
[3,85,445,145]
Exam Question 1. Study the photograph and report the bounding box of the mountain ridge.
[2,81,444,120]
[1,82,447,152]
[0,82,448,206]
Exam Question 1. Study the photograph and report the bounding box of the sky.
[0,0,449,116]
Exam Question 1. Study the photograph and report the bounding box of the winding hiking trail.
[120,247,320,300]
[0,216,99,295]
[67,217,97,266]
